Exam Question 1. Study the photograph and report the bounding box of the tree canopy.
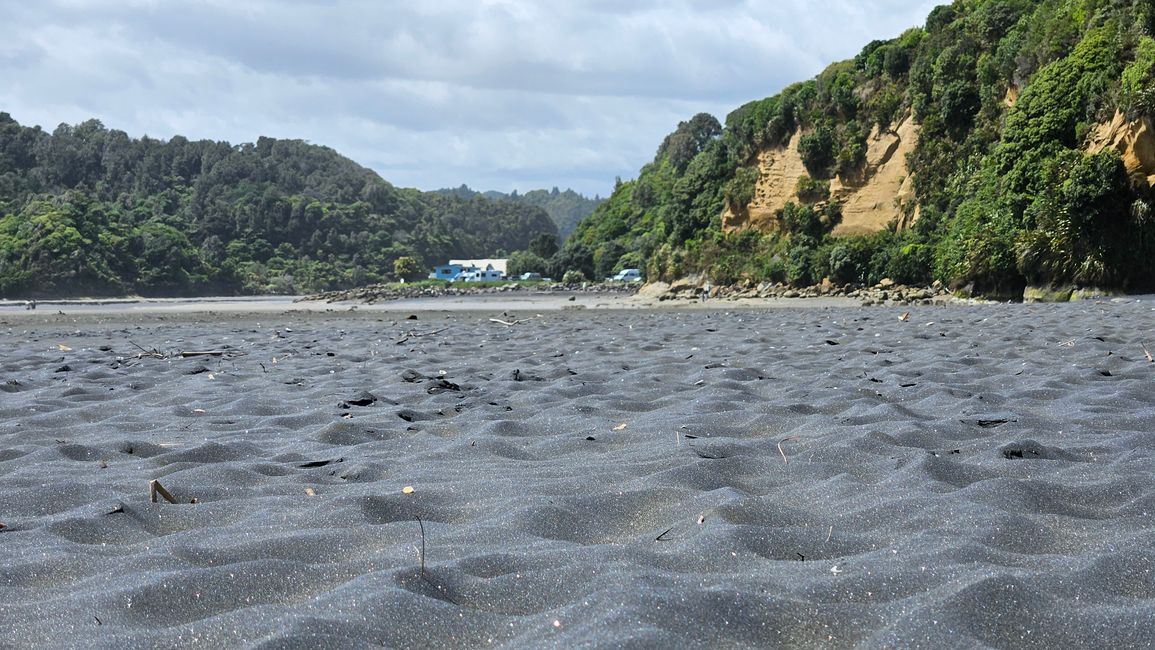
[433,184,602,242]
[0,116,558,297]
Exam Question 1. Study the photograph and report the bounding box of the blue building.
[430,264,464,280]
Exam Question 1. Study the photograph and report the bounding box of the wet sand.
[1,299,1154,647]
[0,291,863,318]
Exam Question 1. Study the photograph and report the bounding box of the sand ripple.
[1,301,1154,647]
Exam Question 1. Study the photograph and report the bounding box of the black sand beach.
[2,299,1154,648]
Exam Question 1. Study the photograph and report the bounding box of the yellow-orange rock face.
[721,115,920,237]
[1088,109,1155,189]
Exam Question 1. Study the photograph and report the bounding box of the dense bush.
[1016,151,1149,286]
[724,166,759,211]
[1122,36,1155,114]
[540,0,1155,297]
[0,114,559,297]
[797,124,837,177]
[549,242,595,281]
[506,250,549,277]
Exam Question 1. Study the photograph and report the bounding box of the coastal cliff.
[561,0,1155,297]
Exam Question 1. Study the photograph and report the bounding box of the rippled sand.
[1,299,1154,647]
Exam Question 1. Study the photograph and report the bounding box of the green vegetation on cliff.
[0,116,557,297]
[560,0,1155,297]
[434,185,603,242]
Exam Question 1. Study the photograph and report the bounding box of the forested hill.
[559,0,1155,299]
[0,114,557,298]
[434,185,603,242]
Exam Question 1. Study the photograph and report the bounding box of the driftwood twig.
[416,516,426,578]
[489,315,540,326]
[778,436,801,465]
[149,479,177,504]
[395,327,449,345]
[179,350,246,358]
[129,341,165,359]
[127,341,243,360]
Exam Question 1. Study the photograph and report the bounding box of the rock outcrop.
[721,115,920,236]
[721,130,809,232]
[1087,109,1155,189]
[829,116,920,235]
[636,277,953,306]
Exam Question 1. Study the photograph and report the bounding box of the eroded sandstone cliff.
[829,116,920,235]
[1088,109,1155,189]
[721,115,920,236]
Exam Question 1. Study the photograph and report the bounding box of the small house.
[430,264,464,280]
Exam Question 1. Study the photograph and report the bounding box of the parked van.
[611,268,642,282]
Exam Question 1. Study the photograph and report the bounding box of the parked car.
[610,268,642,282]
[518,272,543,281]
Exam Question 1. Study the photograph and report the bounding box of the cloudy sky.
[0,0,937,197]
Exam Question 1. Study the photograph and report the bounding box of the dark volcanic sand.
[1,300,1154,648]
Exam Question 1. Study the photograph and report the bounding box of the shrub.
[392,255,424,281]
[934,191,1023,296]
[795,176,830,203]
[866,84,904,130]
[785,236,820,285]
[826,239,872,284]
[723,166,759,211]
[617,251,645,272]
[780,202,822,238]
[1122,36,1155,114]
[798,124,836,177]
[561,269,587,284]
[760,256,788,283]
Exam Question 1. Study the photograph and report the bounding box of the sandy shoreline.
[2,299,1154,647]
[0,291,908,321]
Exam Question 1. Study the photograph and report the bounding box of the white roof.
[449,258,508,274]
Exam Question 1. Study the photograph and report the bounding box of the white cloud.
[0,0,939,196]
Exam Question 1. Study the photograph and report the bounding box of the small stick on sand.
[489,316,540,327]
[179,350,246,358]
[411,328,449,338]
[395,327,449,344]
[778,436,801,465]
[416,515,427,579]
[826,525,833,543]
[149,479,177,504]
[129,341,165,359]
